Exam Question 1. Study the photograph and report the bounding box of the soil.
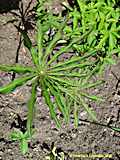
[0,0,120,160]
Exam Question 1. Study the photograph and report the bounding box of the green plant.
[2,0,120,154]
[10,130,31,154]
[63,0,120,73]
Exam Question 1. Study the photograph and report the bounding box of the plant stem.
[78,118,120,132]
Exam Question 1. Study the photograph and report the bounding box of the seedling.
[10,130,30,154]
[0,1,102,153]
[0,0,120,154]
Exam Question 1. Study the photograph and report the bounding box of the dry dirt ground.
[0,0,120,160]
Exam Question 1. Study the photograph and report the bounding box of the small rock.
[71,133,77,139]
[0,151,3,156]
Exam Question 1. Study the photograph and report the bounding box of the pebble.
[33,147,39,152]
[71,133,77,139]
[7,149,12,152]
[0,151,3,156]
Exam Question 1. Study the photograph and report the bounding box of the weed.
[0,0,120,155]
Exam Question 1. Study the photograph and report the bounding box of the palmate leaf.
[0,64,36,73]
[0,74,36,94]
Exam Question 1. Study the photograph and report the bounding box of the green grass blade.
[27,79,38,137]
[0,64,36,73]
[0,74,36,94]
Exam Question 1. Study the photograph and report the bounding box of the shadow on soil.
[0,0,21,13]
